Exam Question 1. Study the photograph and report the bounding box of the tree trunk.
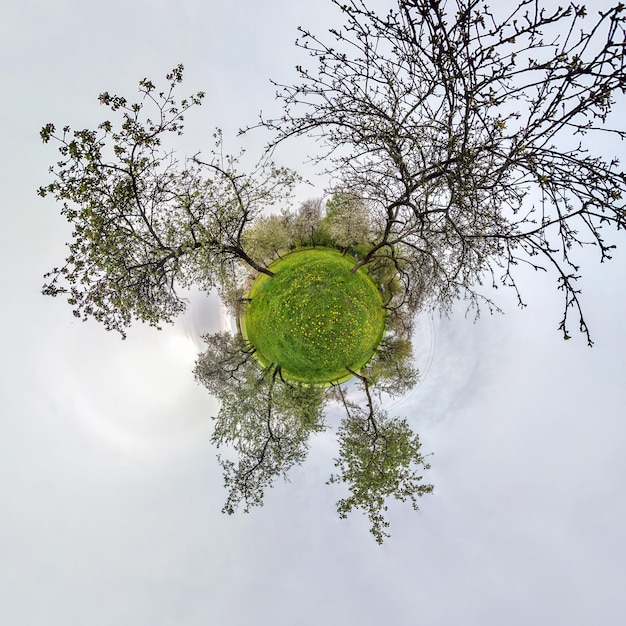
[224,245,275,277]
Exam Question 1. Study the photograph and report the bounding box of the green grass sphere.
[241,248,386,384]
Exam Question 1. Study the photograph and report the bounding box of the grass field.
[242,248,386,384]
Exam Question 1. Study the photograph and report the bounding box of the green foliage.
[362,335,419,397]
[292,198,325,247]
[323,192,372,250]
[39,66,298,337]
[242,212,296,263]
[193,331,257,394]
[242,248,386,383]
[207,359,327,514]
[39,66,203,335]
[195,330,430,538]
[329,392,433,544]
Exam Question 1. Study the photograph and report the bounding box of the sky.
[1,1,625,624]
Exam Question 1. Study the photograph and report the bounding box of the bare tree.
[258,0,626,344]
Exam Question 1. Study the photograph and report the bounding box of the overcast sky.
[1,1,625,624]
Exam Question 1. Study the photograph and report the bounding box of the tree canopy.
[39,65,298,337]
[195,348,328,515]
[330,376,432,544]
[194,326,427,540]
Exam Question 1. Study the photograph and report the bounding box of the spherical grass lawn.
[242,248,386,384]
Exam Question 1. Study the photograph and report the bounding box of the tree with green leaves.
[39,65,298,337]
[242,212,296,264]
[293,197,328,246]
[193,331,258,394]
[195,336,327,514]
[194,329,431,537]
[324,191,372,251]
[330,373,432,544]
[361,334,419,398]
